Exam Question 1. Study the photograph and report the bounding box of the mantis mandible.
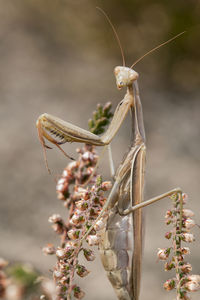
[36,9,185,300]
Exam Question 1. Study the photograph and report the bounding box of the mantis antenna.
[96,7,126,67]
[130,31,186,68]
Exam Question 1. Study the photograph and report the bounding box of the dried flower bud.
[86,166,95,176]
[82,151,94,161]
[70,214,85,225]
[43,244,56,255]
[180,247,190,255]
[165,219,172,225]
[48,214,62,223]
[165,231,172,239]
[163,279,176,290]
[0,258,8,269]
[52,223,64,234]
[185,280,200,292]
[57,178,66,185]
[67,229,80,240]
[89,207,100,218]
[83,249,95,261]
[67,161,79,170]
[76,265,90,277]
[164,262,175,271]
[74,187,88,199]
[187,275,200,283]
[60,275,69,285]
[94,218,106,231]
[56,249,65,259]
[182,233,195,243]
[73,286,85,299]
[101,181,112,191]
[182,209,194,218]
[180,263,192,274]
[86,235,100,246]
[76,200,88,211]
[182,193,188,203]
[57,192,66,201]
[53,270,62,279]
[157,248,170,260]
[165,210,173,218]
[184,218,195,230]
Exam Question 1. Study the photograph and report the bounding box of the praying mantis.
[36,9,185,300]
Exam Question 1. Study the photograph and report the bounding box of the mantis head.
[114,66,139,90]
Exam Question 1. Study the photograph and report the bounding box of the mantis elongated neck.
[129,81,146,145]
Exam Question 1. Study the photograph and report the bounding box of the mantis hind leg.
[118,187,183,216]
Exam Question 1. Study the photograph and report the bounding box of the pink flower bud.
[101,181,112,191]
[56,183,64,191]
[86,167,95,176]
[42,244,56,255]
[53,270,62,279]
[163,279,176,290]
[89,207,99,218]
[57,178,65,185]
[157,248,170,260]
[67,229,80,240]
[83,249,95,261]
[94,218,106,231]
[73,286,85,299]
[180,263,192,273]
[62,169,69,177]
[86,235,100,246]
[76,265,90,277]
[165,231,172,239]
[165,210,172,218]
[70,213,85,225]
[165,219,172,225]
[56,249,65,258]
[82,151,94,161]
[52,223,64,234]
[164,262,175,271]
[48,214,62,223]
[182,233,195,243]
[67,161,79,170]
[182,193,188,203]
[185,280,200,292]
[57,192,66,200]
[183,209,194,218]
[187,275,200,282]
[76,200,88,211]
[56,246,74,259]
[180,247,190,255]
[74,187,88,199]
[184,218,195,229]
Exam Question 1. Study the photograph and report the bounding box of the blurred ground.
[0,1,200,299]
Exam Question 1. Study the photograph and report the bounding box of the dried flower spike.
[158,192,200,300]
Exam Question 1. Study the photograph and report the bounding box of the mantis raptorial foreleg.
[36,68,137,173]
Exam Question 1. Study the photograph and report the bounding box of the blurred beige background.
[0,1,200,299]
